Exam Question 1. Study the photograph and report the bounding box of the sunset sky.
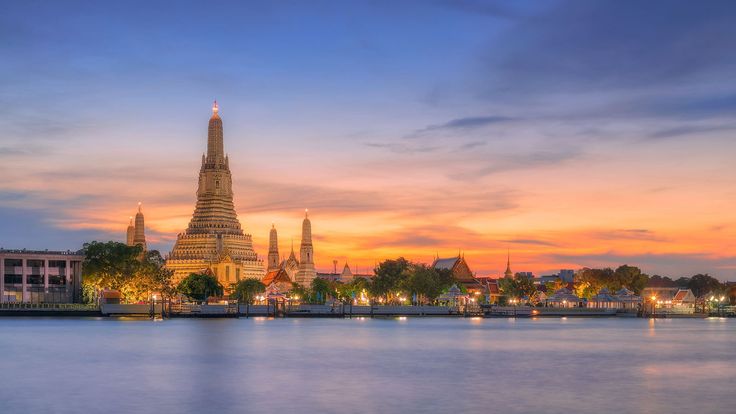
[1,0,735,279]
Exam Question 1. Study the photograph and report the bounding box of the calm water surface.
[0,317,734,413]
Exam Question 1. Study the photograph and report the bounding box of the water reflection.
[0,318,733,413]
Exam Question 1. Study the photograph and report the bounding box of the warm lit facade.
[1,249,84,303]
[166,102,264,289]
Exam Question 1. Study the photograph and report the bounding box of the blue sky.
[1,0,735,279]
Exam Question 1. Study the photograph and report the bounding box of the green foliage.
[687,274,724,297]
[81,241,174,303]
[310,277,334,304]
[434,268,457,292]
[290,283,310,301]
[334,277,372,303]
[177,273,223,301]
[82,241,142,291]
[574,265,649,298]
[613,265,649,294]
[370,257,410,300]
[498,274,536,300]
[400,264,442,304]
[545,278,567,294]
[231,278,265,304]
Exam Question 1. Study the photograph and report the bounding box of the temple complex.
[166,102,264,288]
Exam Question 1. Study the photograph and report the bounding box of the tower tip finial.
[138,202,142,213]
[305,208,309,218]
[213,100,218,114]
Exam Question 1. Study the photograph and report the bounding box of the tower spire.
[126,216,135,246]
[133,203,147,252]
[296,209,316,284]
[504,249,512,278]
[206,100,224,162]
[267,223,279,272]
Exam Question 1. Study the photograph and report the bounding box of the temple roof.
[263,268,291,286]
[432,257,459,270]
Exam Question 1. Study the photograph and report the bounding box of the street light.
[650,295,657,318]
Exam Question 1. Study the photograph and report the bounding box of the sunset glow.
[1,1,735,279]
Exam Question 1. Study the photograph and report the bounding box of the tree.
[613,265,649,294]
[435,268,457,292]
[687,274,724,298]
[370,258,410,301]
[498,274,536,301]
[545,278,567,294]
[290,283,310,301]
[335,277,371,303]
[400,264,442,305]
[574,268,613,299]
[82,241,142,292]
[310,277,333,304]
[231,278,265,304]
[177,272,223,302]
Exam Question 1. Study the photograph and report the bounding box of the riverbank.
[0,303,716,318]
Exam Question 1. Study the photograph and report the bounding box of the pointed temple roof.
[504,250,513,278]
[167,103,259,268]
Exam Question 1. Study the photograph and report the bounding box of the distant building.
[558,269,575,283]
[515,272,534,279]
[125,203,147,252]
[1,249,84,303]
[316,262,371,283]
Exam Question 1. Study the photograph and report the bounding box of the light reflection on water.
[0,317,734,414]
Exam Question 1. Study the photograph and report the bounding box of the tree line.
[81,241,734,305]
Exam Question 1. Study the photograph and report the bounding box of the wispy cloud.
[407,115,514,138]
[500,238,558,247]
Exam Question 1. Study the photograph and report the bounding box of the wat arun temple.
[160,102,317,288]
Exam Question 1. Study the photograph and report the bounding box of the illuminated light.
[213,100,218,113]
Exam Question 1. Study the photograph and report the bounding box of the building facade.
[166,102,264,289]
[1,249,83,303]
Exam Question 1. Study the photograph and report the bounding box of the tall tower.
[296,209,316,285]
[166,102,264,287]
[133,202,147,251]
[126,216,135,246]
[267,224,280,272]
[504,250,513,278]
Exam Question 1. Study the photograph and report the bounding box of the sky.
[1,0,735,280]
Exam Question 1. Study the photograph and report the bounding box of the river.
[0,317,733,413]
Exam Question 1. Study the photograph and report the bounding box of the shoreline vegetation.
[3,241,734,319]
